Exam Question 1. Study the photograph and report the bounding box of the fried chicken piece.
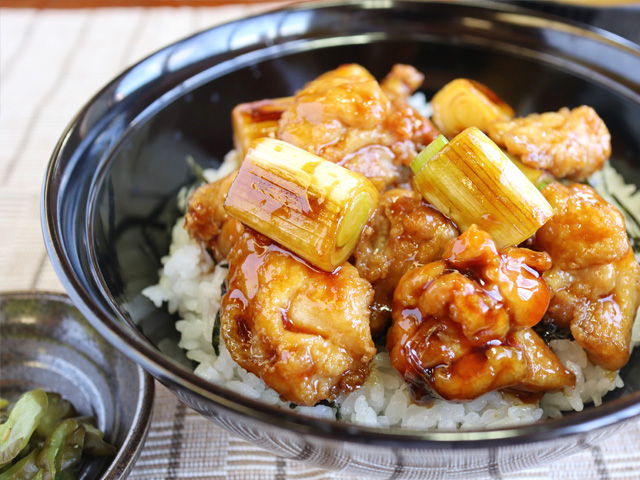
[487,106,611,181]
[380,64,425,101]
[220,229,376,406]
[531,183,640,371]
[388,225,574,402]
[340,145,402,192]
[184,172,244,263]
[277,64,439,190]
[353,188,458,336]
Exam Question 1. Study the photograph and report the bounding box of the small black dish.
[0,291,154,479]
[42,0,640,477]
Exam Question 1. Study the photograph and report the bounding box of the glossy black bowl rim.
[0,291,155,478]
[42,0,640,449]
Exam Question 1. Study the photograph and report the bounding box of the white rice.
[142,98,640,429]
[143,161,639,430]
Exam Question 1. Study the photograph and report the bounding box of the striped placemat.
[1,5,639,479]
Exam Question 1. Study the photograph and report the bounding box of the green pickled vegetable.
[0,389,48,468]
[0,390,116,479]
[35,393,76,439]
[51,422,85,476]
[0,448,40,480]
[37,419,85,479]
[75,419,116,457]
[55,469,77,480]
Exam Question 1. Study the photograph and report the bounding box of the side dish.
[144,63,640,429]
[0,389,116,479]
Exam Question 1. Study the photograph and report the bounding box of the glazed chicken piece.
[380,64,425,101]
[220,229,377,406]
[388,225,575,402]
[277,63,439,190]
[353,188,458,336]
[184,171,244,263]
[487,106,610,181]
[531,183,640,371]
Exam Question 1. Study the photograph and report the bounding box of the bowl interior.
[45,0,640,444]
[0,292,154,479]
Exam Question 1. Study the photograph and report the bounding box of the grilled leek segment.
[224,138,379,271]
[231,96,293,160]
[431,79,514,137]
[411,127,554,248]
[506,153,555,190]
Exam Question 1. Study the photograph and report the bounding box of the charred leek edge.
[431,78,515,137]
[231,96,294,161]
[412,127,554,248]
[224,138,379,272]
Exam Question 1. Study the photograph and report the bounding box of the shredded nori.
[205,248,216,263]
[186,155,209,185]
[374,332,388,349]
[609,192,640,253]
[611,191,640,233]
[211,280,227,356]
[534,320,573,343]
[211,310,221,356]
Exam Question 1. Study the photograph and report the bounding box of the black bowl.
[42,0,640,477]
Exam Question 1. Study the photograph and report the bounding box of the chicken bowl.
[42,0,640,477]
